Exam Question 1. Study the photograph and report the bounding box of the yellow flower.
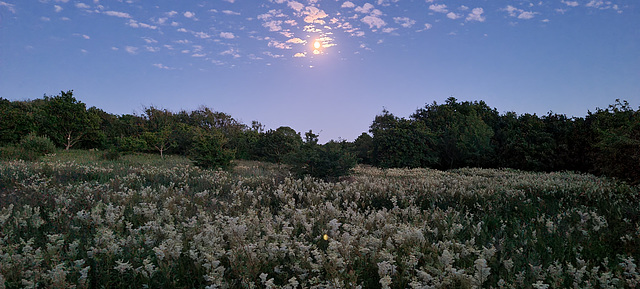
[323,234,329,241]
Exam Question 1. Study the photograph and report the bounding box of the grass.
[0,151,639,288]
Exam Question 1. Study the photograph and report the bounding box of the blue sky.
[1,0,638,142]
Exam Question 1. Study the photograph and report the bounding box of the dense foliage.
[0,152,638,288]
[1,92,638,182]
[364,97,640,184]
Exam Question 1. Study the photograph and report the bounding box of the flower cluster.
[0,159,638,288]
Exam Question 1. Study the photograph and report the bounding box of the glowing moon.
[313,40,321,49]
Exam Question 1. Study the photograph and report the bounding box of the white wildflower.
[114,259,133,273]
[532,280,549,289]
[473,258,491,286]
[379,275,392,289]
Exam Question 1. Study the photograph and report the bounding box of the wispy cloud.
[125,46,138,54]
[503,5,537,20]
[220,32,235,39]
[75,3,90,9]
[429,4,448,13]
[153,63,173,70]
[222,10,240,15]
[362,15,386,29]
[394,17,415,28]
[104,11,131,18]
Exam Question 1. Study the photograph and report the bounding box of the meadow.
[0,150,638,288]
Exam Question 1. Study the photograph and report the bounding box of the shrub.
[101,149,121,161]
[189,130,235,170]
[0,145,41,161]
[20,133,56,155]
[286,132,357,182]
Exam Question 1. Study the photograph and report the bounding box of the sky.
[1,0,638,143]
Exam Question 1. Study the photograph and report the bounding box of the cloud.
[263,51,283,58]
[220,32,235,39]
[220,48,241,58]
[166,11,178,17]
[268,40,291,49]
[504,5,520,17]
[288,1,304,12]
[361,15,386,29]
[429,4,448,13]
[183,11,195,18]
[423,23,433,30]
[104,11,131,18]
[223,0,235,3]
[503,5,536,20]
[293,52,306,57]
[286,37,306,44]
[54,5,63,12]
[194,31,210,39]
[263,20,282,31]
[125,46,138,54]
[128,19,157,29]
[341,1,355,8]
[446,12,461,20]
[75,3,90,9]
[466,7,485,22]
[393,17,415,28]
[518,11,536,19]
[81,34,90,39]
[143,37,158,44]
[355,3,375,14]
[153,63,172,70]
[561,0,579,7]
[222,10,240,15]
[303,6,328,24]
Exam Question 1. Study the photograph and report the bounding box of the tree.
[0,98,39,145]
[286,131,357,181]
[588,100,640,183]
[189,128,235,170]
[370,110,437,168]
[351,133,374,165]
[411,98,494,169]
[143,106,176,157]
[255,126,302,163]
[39,90,89,150]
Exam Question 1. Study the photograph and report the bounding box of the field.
[0,150,639,288]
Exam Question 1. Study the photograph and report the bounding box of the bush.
[117,136,148,153]
[20,133,56,155]
[0,145,41,161]
[189,130,235,170]
[286,132,357,182]
[101,149,121,161]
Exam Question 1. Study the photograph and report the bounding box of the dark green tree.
[0,98,39,145]
[38,91,90,150]
[286,131,357,181]
[370,110,437,168]
[255,126,302,163]
[189,128,235,170]
[411,98,494,169]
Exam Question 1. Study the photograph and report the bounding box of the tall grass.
[0,154,638,288]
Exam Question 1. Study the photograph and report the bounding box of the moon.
[313,40,321,49]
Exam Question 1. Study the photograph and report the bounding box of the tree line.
[355,97,639,184]
[1,91,638,183]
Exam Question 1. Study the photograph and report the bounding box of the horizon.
[1,0,638,142]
